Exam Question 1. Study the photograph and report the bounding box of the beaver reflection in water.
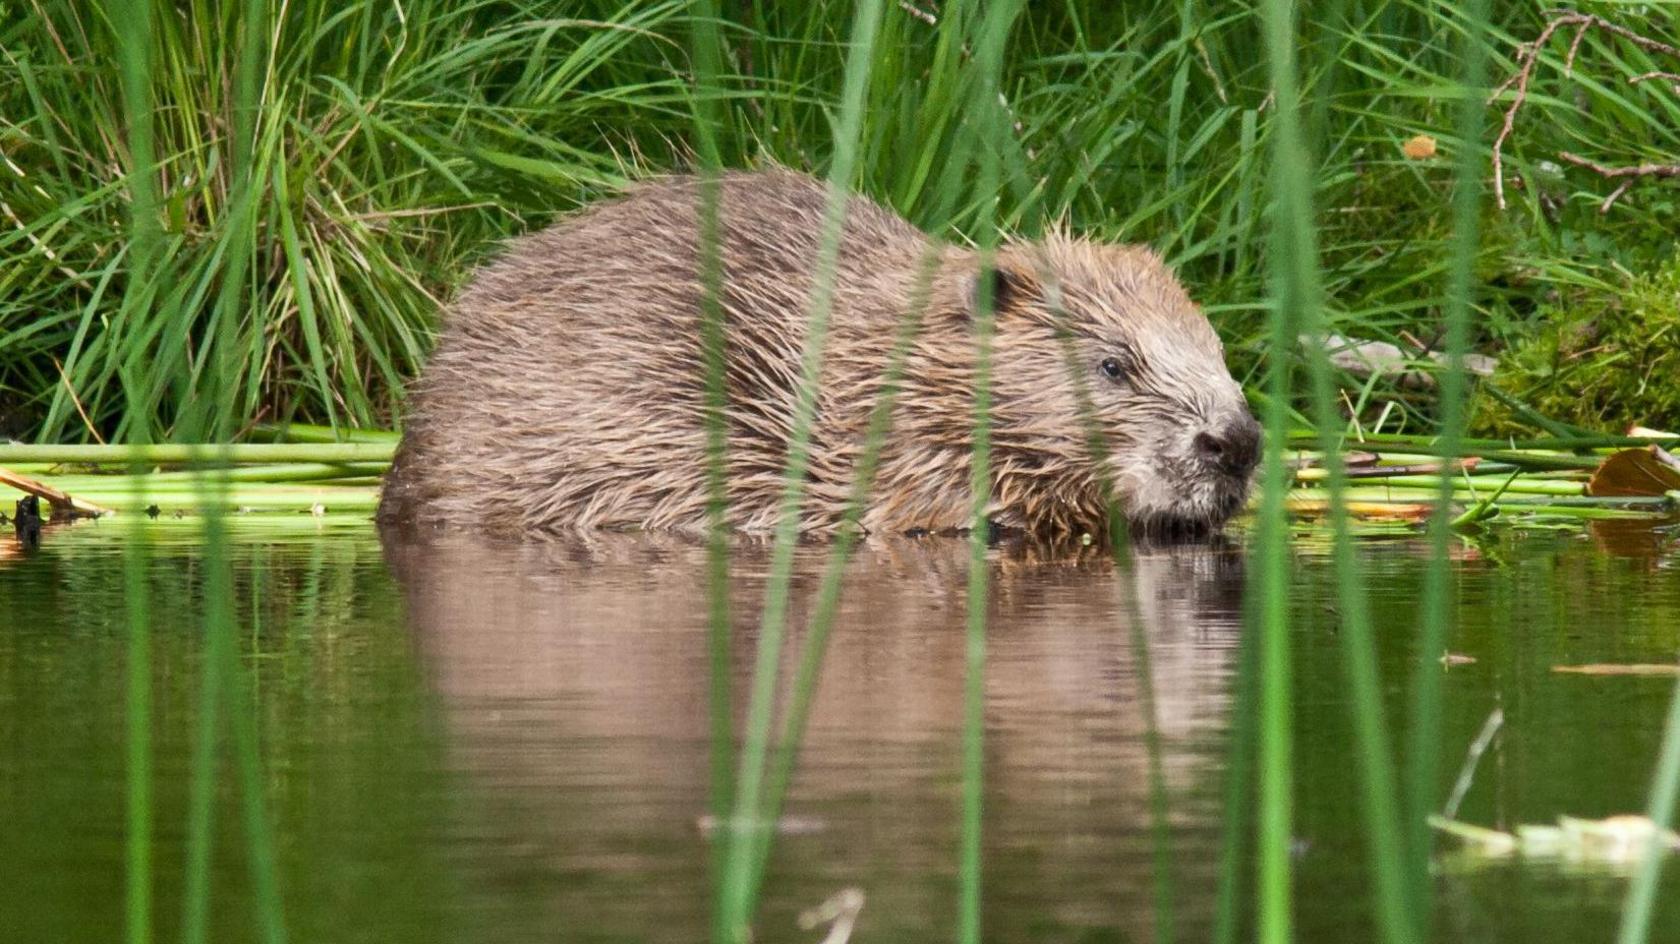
[379,170,1259,540]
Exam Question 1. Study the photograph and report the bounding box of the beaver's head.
[965,235,1259,539]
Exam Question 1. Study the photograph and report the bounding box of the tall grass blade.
[1292,46,1420,944]
[686,3,735,940]
[123,467,153,944]
[123,472,153,944]
[209,499,289,944]
[1255,0,1312,938]
[1409,0,1490,921]
[1212,608,1260,944]
[180,553,226,944]
[1296,188,1418,944]
[1124,564,1178,944]
[958,3,1026,942]
[1006,64,1183,944]
[111,0,161,938]
[739,65,986,912]
[181,0,273,932]
[1616,668,1680,944]
[717,2,886,939]
[743,250,940,909]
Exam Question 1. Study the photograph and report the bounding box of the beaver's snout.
[1192,413,1262,480]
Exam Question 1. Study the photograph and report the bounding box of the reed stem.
[1410,0,1490,922]
[716,3,886,938]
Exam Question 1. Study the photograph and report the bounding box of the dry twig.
[0,466,110,519]
[1489,10,1680,210]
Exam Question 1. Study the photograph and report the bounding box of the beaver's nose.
[1194,415,1262,477]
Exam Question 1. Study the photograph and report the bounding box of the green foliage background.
[1474,252,1680,436]
[1,0,1677,442]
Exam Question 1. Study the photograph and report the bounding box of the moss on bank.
[1473,254,1680,437]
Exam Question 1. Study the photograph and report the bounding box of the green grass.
[1411,3,1492,927]
[4,3,1678,443]
[959,5,1025,940]
[713,2,886,939]
[1254,0,1308,937]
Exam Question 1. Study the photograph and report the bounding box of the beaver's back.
[380,169,944,534]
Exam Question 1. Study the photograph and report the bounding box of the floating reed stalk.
[0,443,393,465]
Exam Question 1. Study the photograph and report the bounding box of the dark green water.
[2,518,1677,942]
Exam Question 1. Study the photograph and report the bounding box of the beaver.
[378,169,1260,539]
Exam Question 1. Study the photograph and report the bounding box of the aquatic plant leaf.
[1586,446,1680,497]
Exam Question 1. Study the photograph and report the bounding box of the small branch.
[1600,179,1635,213]
[0,466,111,519]
[896,0,937,26]
[1490,14,1582,210]
[1565,19,1593,75]
[1558,151,1680,210]
[1489,10,1680,209]
[1557,151,1680,180]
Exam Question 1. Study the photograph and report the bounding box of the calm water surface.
[2,518,1678,942]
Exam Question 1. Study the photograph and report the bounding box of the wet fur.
[380,170,1252,538]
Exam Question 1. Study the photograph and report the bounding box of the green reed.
[686,3,734,940]
[123,461,153,944]
[178,0,289,936]
[182,466,289,944]
[741,248,944,911]
[111,0,160,938]
[960,0,1028,934]
[1292,50,1424,944]
[1410,0,1491,925]
[1033,221,1180,944]
[1255,0,1310,938]
[1618,665,1680,944]
[726,4,1018,919]
[714,1,886,939]
[1212,602,1260,944]
[215,516,290,944]
[1024,170,1188,940]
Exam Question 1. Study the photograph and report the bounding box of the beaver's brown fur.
[379,169,1259,538]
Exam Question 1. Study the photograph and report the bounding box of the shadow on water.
[382,530,1247,943]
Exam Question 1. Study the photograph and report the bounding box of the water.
[2,517,1677,942]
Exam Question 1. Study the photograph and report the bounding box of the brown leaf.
[1402,134,1438,160]
[1587,446,1680,497]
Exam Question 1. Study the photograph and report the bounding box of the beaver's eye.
[1100,357,1124,381]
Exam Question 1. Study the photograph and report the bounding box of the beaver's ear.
[965,258,1039,320]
